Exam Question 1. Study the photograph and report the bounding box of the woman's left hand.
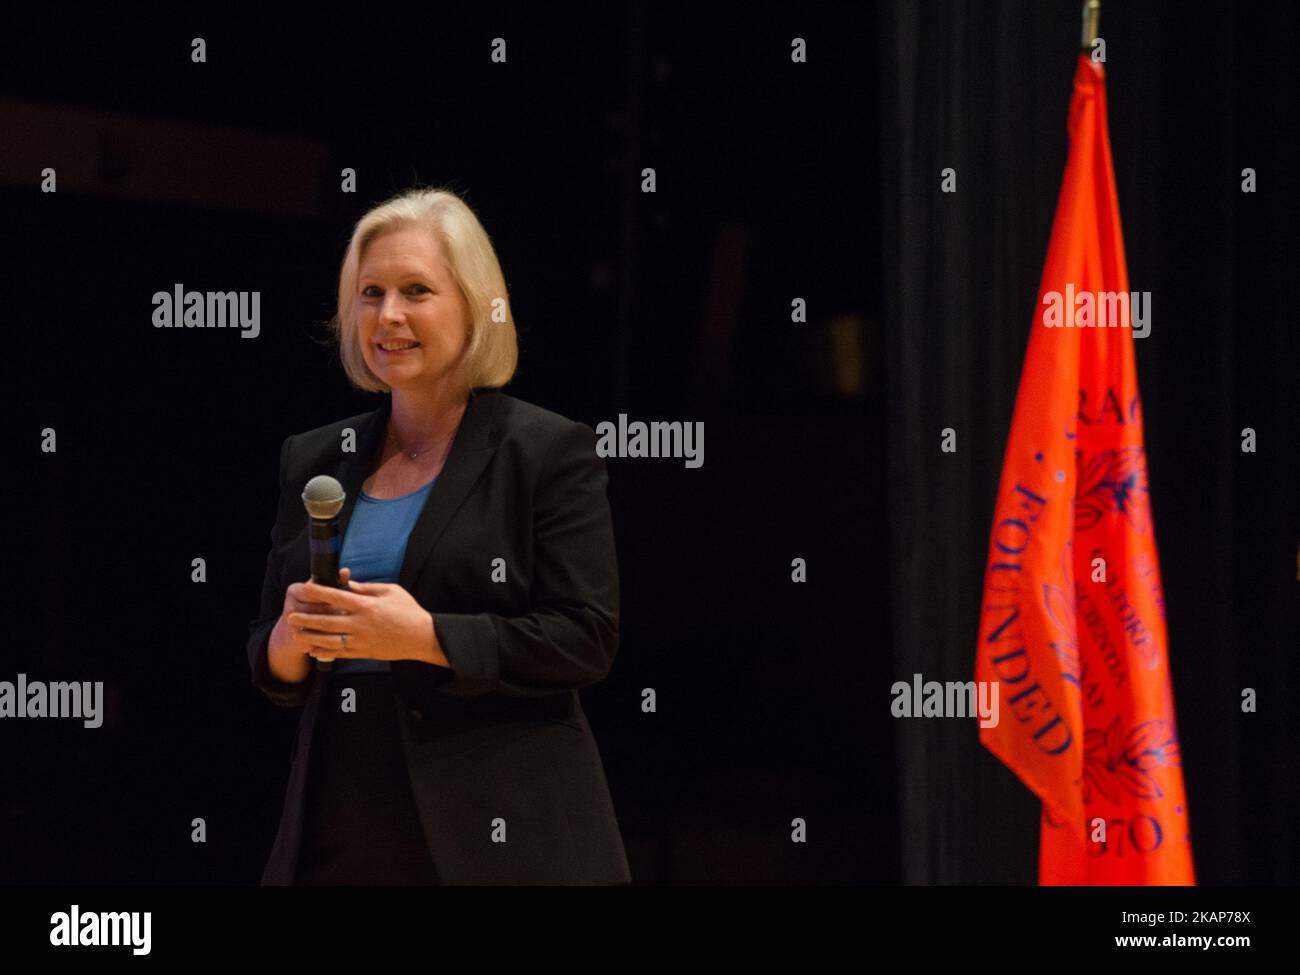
[288,566,443,665]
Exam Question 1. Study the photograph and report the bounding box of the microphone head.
[302,475,346,519]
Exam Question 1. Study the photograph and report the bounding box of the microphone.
[301,475,347,674]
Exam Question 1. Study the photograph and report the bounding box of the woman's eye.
[362,284,430,297]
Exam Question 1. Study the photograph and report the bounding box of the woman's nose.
[378,295,405,324]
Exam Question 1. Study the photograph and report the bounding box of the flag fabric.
[975,54,1195,885]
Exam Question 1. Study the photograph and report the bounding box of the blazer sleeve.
[394,419,620,699]
[246,433,314,709]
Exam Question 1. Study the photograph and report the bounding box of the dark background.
[0,2,1293,885]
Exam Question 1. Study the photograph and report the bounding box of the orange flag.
[976,54,1195,885]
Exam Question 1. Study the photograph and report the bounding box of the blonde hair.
[327,185,518,393]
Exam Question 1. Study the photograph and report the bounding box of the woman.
[245,186,631,885]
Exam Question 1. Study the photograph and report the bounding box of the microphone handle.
[308,517,342,673]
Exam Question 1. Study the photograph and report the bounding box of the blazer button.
[408,707,424,722]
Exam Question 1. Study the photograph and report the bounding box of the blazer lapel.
[329,387,502,592]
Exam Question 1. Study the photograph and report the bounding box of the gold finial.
[1081,0,1101,51]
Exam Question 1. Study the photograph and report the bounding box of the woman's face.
[356,227,472,392]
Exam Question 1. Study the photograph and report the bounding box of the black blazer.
[246,387,631,884]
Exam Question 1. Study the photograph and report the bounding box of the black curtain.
[881,0,1299,884]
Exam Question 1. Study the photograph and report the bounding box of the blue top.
[331,477,436,673]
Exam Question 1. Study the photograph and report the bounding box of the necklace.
[388,425,454,461]
[387,398,468,461]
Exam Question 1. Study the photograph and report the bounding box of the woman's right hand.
[267,567,353,682]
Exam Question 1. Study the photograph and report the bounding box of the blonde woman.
[246,187,630,885]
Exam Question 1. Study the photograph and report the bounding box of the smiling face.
[356,226,472,393]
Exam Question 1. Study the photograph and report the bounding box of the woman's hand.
[272,567,356,662]
[288,566,447,666]
[266,568,364,683]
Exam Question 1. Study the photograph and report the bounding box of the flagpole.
[1080,0,1101,50]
